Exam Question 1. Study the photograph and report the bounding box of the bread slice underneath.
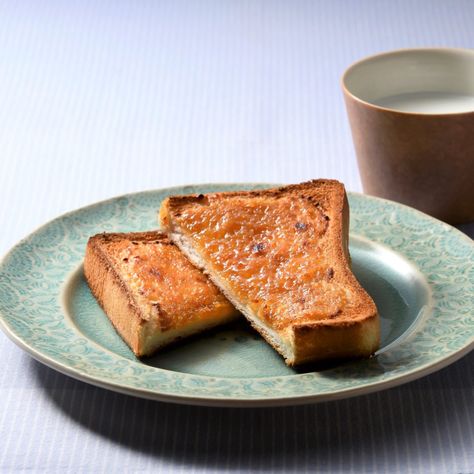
[159,180,380,366]
[84,231,239,356]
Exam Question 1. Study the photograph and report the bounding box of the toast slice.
[159,180,380,366]
[84,231,239,357]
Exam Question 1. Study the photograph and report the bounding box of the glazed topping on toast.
[174,194,350,330]
[106,239,231,329]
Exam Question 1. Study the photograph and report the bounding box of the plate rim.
[1,316,472,407]
[0,183,473,407]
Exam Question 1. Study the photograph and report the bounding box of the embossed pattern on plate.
[0,184,472,406]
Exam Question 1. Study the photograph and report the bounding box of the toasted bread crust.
[84,233,146,354]
[84,231,238,357]
[160,180,380,365]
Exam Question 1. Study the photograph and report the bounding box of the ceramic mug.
[342,48,474,224]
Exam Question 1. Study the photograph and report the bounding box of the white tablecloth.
[1,1,473,472]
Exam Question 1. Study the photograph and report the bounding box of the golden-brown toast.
[159,180,380,365]
[84,231,239,356]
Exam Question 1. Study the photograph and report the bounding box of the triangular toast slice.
[84,231,239,356]
[159,180,379,365]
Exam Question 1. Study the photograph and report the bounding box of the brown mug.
[342,48,474,225]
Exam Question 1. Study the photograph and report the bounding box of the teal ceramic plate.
[0,184,473,406]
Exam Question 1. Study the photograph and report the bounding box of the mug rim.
[341,47,474,117]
